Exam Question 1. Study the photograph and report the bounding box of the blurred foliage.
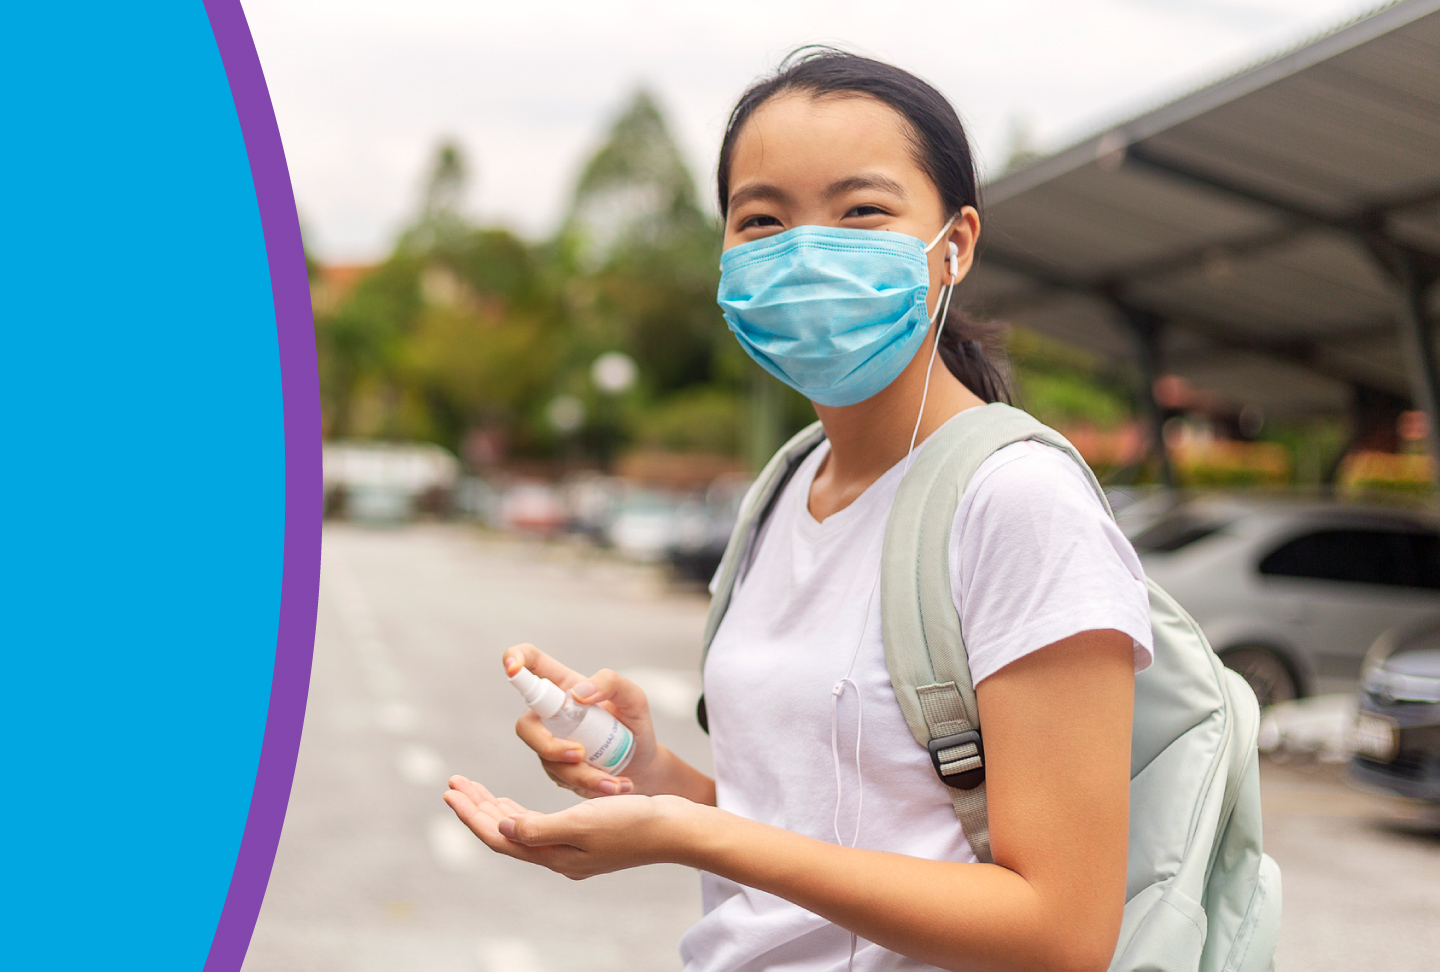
[1340,451,1436,498]
[638,386,741,454]
[313,91,1135,471]
[1007,329,1133,431]
[1256,419,1349,487]
[1174,441,1291,488]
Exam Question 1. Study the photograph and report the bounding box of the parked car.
[1130,498,1440,706]
[668,474,751,584]
[1349,618,1440,803]
[323,440,460,523]
[604,489,684,561]
[559,472,625,541]
[498,482,568,533]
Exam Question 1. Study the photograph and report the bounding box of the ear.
[946,206,981,285]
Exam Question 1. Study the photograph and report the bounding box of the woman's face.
[722,92,979,304]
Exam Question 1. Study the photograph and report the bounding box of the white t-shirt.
[679,433,1154,972]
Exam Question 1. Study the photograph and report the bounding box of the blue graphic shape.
[2,4,284,968]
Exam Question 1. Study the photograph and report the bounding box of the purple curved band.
[201,2,322,969]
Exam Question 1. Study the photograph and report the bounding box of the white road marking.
[398,743,448,787]
[476,936,545,972]
[427,813,481,873]
[328,547,482,895]
[324,554,410,701]
[622,665,700,720]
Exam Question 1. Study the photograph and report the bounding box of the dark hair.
[717,49,1011,404]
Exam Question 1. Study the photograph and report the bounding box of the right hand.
[504,643,662,800]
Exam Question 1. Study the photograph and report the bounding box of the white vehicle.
[604,489,684,561]
[1129,498,1440,706]
[323,440,460,523]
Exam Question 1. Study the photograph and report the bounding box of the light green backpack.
[700,403,1281,972]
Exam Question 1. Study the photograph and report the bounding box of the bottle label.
[586,717,633,771]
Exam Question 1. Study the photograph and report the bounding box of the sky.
[245,0,1387,262]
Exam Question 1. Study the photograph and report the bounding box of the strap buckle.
[928,730,985,790]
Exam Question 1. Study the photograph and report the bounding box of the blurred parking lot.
[244,523,1440,972]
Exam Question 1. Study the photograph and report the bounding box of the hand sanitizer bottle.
[508,666,635,774]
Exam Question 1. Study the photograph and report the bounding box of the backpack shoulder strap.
[882,402,1110,863]
[700,421,828,674]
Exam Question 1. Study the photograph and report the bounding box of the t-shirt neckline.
[793,439,914,541]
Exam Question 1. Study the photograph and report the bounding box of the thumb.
[571,669,649,722]
[499,812,570,847]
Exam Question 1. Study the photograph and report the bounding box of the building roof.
[963,0,1440,418]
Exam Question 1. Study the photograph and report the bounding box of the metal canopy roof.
[964,0,1440,451]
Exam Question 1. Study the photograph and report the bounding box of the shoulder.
[947,439,1154,682]
[958,439,1110,534]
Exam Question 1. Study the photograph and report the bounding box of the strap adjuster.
[928,730,985,790]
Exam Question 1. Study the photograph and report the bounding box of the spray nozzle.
[508,666,567,719]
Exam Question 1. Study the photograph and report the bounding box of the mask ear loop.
[904,217,960,476]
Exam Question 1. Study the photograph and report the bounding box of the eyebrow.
[823,174,908,199]
[727,182,792,210]
[728,173,909,212]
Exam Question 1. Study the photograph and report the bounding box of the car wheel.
[1220,647,1298,708]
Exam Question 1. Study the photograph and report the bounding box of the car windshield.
[1130,511,1233,553]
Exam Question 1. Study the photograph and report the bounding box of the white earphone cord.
[832,218,958,972]
[903,276,955,476]
[831,568,876,972]
[905,215,960,476]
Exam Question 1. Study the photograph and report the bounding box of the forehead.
[729,91,926,188]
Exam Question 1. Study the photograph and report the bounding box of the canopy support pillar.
[1113,302,1176,489]
[1322,384,1411,488]
[1365,237,1440,489]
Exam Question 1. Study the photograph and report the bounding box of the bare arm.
[680,629,1133,972]
[450,629,1134,972]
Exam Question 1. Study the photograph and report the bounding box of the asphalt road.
[243,523,1440,972]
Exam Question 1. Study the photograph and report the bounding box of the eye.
[739,213,782,230]
[844,204,889,219]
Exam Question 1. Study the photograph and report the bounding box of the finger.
[515,712,586,764]
[447,775,498,806]
[542,768,606,801]
[541,756,634,796]
[449,776,515,818]
[450,777,551,822]
[570,669,651,723]
[444,791,553,863]
[495,797,529,816]
[443,789,506,845]
[500,810,581,847]
[503,643,585,691]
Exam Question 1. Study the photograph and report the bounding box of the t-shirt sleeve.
[949,441,1154,685]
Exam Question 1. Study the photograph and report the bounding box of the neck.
[808,329,987,519]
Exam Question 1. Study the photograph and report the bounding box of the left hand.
[443,775,698,880]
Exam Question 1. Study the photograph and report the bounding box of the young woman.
[445,51,1153,972]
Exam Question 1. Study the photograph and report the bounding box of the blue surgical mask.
[717,220,954,407]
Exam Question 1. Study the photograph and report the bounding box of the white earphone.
[947,240,960,281]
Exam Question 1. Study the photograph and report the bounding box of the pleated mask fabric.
[717,225,934,407]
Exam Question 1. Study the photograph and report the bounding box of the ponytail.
[937,307,1012,404]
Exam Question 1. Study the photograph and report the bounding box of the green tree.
[314,254,422,437]
[314,98,812,468]
[1008,328,1132,430]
